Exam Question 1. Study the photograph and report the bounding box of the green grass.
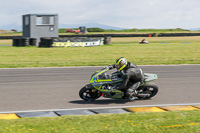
[0,32,22,36]
[0,40,12,45]
[0,110,200,133]
[0,42,199,68]
[112,36,200,44]
[0,36,199,132]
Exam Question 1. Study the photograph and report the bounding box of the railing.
[1,33,200,39]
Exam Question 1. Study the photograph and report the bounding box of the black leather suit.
[113,62,144,96]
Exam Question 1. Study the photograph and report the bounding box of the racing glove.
[108,65,113,70]
[108,64,116,70]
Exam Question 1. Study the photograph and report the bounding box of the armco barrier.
[0,36,21,39]
[0,34,154,40]
[0,104,200,119]
[158,33,200,37]
[1,33,200,40]
[59,34,152,38]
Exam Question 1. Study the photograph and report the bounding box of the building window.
[36,16,54,25]
[25,16,29,26]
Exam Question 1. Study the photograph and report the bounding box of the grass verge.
[0,39,12,45]
[0,110,200,133]
[0,42,199,68]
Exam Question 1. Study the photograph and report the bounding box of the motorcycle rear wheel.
[137,83,158,99]
[79,86,102,101]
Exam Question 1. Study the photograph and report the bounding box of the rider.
[108,57,144,100]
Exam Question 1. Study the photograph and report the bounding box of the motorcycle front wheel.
[79,86,102,101]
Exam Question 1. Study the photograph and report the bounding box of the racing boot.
[126,82,141,101]
[126,92,136,101]
[126,90,137,101]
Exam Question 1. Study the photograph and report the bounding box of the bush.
[59,29,67,33]
[87,28,105,32]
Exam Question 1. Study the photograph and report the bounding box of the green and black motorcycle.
[79,67,158,101]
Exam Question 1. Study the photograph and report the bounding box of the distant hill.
[189,28,200,31]
[59,22,125,30]
[0,22,125,31]
[0,23,21,31]
[0,22,198,32]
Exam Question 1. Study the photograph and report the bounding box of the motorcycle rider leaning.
[108,57,144,101]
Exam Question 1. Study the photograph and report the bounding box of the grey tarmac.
[0,65,199,112]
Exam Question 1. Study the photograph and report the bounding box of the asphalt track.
[0,65,199,112]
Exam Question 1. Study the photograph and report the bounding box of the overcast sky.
[0,0,200,29]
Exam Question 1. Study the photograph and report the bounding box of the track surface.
[0,65,199,112]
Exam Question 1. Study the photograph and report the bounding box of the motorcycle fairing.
[89,68,124,98]
[144,73,158,83]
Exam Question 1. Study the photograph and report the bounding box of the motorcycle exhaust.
[137,94,150,97]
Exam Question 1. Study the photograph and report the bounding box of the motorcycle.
[79,66,158,101]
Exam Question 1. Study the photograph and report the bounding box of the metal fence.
[1,33,200,40]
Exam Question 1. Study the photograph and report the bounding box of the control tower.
[22,14,58,46]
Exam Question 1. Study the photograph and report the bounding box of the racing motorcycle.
[79,66,158,101]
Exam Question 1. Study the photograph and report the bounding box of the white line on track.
[0,64,200,70]
[0,103,200,114]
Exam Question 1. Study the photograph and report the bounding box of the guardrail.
[1,32,200,40]
[60,34,153,37]
[158,33,200,37]
[0,36,21,39]
[0,34,152,39]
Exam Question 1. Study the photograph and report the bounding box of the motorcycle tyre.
[79,86,102,101]
[137,83,158,99]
